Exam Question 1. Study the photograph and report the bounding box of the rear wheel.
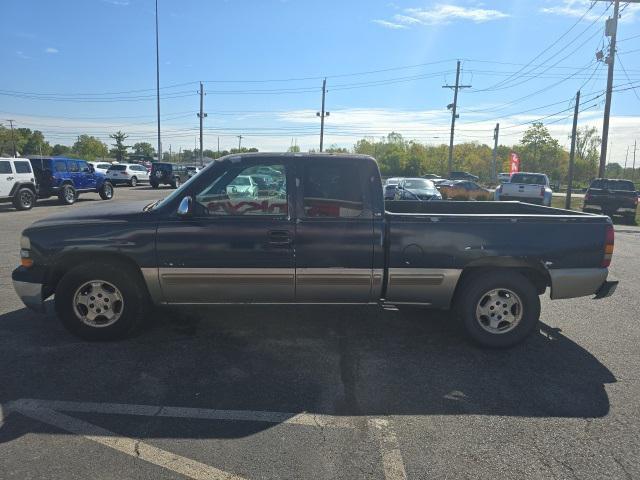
[455,271,541,348]
[150,181,159,189]
[58,184,76,205]
[172,176,181,189]
[13,187,36,210]
[129,176,138,187]
[55,261,149,340]
[99,182,113,200]
[624,213,636,225]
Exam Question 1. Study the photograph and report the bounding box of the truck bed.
[382,201,611,307]
[385,200,592,216]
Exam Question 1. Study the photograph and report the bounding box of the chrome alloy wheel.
[72,280,124,328]
[64,187,75,203]
[20,190,33,208]
[475,288,523,334]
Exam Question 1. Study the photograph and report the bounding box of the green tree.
[132,142,155,158]
[109,130,129,162]
[287,144,301,153]
[22,130,52,156]
[52,144,71,156]
[572,126,600,183]
[72,135,109,160]
[518,122,567,182]
[325,145,349,153]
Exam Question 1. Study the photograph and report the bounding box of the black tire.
[454,270,541,348]
[58,184,76,205]
[13,187,36,210]
[150,181,159,189]
[55,261,149,341]
[99,182,114,200]
[129,176,138,187]
[171,177,181,189]
[624,213,636,225]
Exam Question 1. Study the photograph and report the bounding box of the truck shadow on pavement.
[0,303,615,443]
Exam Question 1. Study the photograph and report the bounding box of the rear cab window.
[301,158,370,218]
[510,174,547,185]
[590,179,636,191]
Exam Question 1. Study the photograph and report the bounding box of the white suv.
[106,163,150,187]
[0,157,38,210]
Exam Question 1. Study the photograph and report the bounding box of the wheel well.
[454,264,550,301]
[10,183,36,196]
[48,252,149,299]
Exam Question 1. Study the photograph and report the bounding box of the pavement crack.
[133,439,141,457]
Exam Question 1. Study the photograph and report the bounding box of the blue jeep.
[28,157,114,205]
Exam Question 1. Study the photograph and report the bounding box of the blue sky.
[1,0,639,162]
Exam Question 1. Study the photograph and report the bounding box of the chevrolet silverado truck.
[495,172,553,206]
[582,178,638,224]
[12,153,617,347]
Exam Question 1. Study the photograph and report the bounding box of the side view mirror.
[177,196,193,217]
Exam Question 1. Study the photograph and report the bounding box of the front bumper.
[12,266,47,313]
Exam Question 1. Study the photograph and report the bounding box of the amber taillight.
[602,224,614,268]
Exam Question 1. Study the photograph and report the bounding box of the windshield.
[404,179,434,189]
[510,174,547,185]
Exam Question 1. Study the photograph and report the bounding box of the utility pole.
[443,61,471,177]
[316,78,329,152]
[598,0,619,178]
[566,90,581,210]
[237,135,243,151]
[633,140,637,180]
[155,0,162,162]
[217,136,220,156]
[492,123,500,182]
[197,81,207,167]
[6,119,16,157]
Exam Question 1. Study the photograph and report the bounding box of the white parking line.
[5,399,408,480]
[13,403,247,480]
[9,398,356,429]
[369,419,408,480]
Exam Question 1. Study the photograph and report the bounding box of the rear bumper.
[583,204,636,216]
[12,266,47,313]
[498,195,546,205]
[549,268,616,300]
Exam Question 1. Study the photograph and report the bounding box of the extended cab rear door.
[294,157,377,302]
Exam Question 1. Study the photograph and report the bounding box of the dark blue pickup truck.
[12,153,617,347]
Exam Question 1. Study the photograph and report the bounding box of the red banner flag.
[510,152,520,175]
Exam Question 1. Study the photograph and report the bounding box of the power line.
[472,1,601,93]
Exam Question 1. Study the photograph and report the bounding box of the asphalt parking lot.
[1,186,639,479]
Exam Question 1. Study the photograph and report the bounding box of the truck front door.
[294,157,376,303]
[156,157,294,303]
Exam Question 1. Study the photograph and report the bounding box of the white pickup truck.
[495,172,553,206]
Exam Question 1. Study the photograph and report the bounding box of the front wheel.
[55,262,149,340]
[13,187,36,210]
[58,184,76,205]
[455,271,541,348]
[99,182,113,200]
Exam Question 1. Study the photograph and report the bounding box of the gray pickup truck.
[13,153,617,347]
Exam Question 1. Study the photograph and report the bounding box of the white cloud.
[44,47,59,54]
[101,0,130,5]
[541,0,640,24]
[16,51,30,59]
[374,3,509,29]
[372,19,408,29]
